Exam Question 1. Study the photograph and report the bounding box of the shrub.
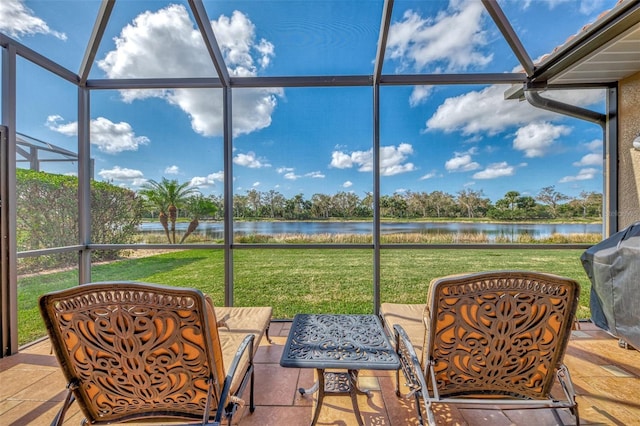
[16,169,144,273]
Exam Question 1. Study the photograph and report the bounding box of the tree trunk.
[169,205,177,244]
[179,218,199,244]
[159,212,171,244]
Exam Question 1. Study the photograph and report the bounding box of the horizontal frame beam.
[84,74,529,90]
[67,243,593,252]
[380,73,528,85]
[86,78,223,89]
[0,34,78,85]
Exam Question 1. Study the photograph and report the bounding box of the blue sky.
[1,0,617,202]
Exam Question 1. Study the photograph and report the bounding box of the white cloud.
[559,168,599,183]
[387,1,491,73]
[98,166,144,182]
[45,115,76,135]
[427,85,525,135]
[252,181,260,187]
[305,171,325,178]
[164,165,180,175]
[473,162,515,179]
[381,144,416,175]
[255,39,275,68]
[445,152,480,172]
[578,0,606,15]
[190,171,224,187]
[420,171,438,180]
[189,176,208,187]
[276,168,323,180]
[584,139,602,152]
[521,0,604,14]
[97,5,281,137]
[573,153,601,167]
[425,85,603,136]
[330,151,354,169]
[522,0,571,9]
[409,86,434,107]
[571,139,602,167]
[233,152,270,168]
[513,122,571,157]
[0,0,66,40]
[210,171,225,182]
[89,117,151,154]
[343,181,353,188]
[331,143,415,176]
[46,115,150,154]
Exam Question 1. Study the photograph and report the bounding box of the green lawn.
[18,247,592,346]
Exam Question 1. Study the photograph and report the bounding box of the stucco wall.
[618,72,640,230]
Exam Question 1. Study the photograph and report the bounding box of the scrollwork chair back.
[424,271,579,400]
[394,271,580,425]
[39,282,228,425]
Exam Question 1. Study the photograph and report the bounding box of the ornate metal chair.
[39,281,258,426]
[388,271,580,425]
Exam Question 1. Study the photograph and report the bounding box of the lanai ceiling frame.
[65,0,533,90]
[1,0,638,356]
[3,1,638,89]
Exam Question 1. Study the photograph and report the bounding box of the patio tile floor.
[1,321,639,425]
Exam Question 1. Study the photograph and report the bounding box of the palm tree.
[504,191,520,211]
[179,195,218,244]
[140,178,199,243]
[140,190,171,243]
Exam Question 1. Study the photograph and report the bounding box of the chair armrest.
[214,334,255,423]
[393,324,429,399]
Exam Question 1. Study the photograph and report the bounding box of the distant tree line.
[16,169,601,274]
[141,184,603,223]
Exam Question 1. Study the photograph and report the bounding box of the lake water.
[139,221,602,241]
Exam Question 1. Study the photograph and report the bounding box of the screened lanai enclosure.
[1,0,640,357]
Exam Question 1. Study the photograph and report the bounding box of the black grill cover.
[581,222,640,349]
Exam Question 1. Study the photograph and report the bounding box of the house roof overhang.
[505,0,640,99]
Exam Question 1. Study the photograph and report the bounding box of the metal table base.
[280,314,400,426]
[300,368,371,426]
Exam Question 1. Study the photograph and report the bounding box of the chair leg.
[249,365,256,413]
[413,393,425,426]
[265,324,274,344]
[425,401,437,426]
[394,328,402,397]
[557,364,580,425]
[51,388,76,426]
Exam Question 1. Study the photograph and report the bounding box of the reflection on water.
[139,221,602,242]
